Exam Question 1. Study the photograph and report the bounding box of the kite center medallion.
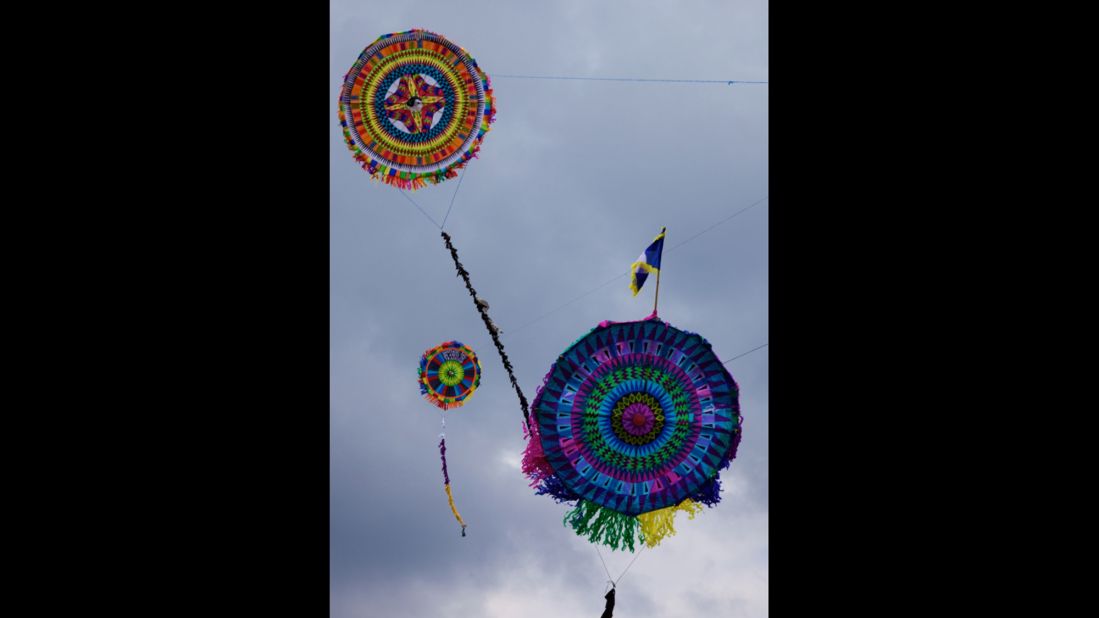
[611,392,665,445]
[382,73,448,135]
[438,359,465,386]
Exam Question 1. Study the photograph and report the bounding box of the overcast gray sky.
[330,1,768,615]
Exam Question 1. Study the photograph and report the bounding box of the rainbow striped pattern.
[418,340,482,410]
[338,29,496,190]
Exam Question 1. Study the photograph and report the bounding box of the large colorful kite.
[338,28,496,190]
[522,315,742,551]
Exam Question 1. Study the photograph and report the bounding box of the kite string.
[507,196,769,336]
[440,231,534,433]
[594,545,614,583]
[398,190,442,229]
[595,544,646,590]
[666,195,770,252]
[722,343,768,365]
[615,546,646,586]
[494,74,767,85]
[440,167,466,231]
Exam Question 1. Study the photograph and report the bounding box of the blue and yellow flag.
[629,227,666,296]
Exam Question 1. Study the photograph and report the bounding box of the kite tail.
[440,230,533,434]
[439,435,467,536]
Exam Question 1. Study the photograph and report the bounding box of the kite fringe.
[520,379,557,487]
[690,475,724,507]
[337,138,484,191]
[534,474,581,504]
[565,499,641,552]
[418,386,468,411]
[520,422,554,487]
[637,498,703,548]
[421,393,465,410]
[561,497,708,551]
[521,374,580,503]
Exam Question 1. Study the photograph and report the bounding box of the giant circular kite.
[338,28,496,190]
[418,340,482,410]
[521,316,742,550]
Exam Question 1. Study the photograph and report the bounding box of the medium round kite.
[521,316,742,551]
[338,28,496,190]
[418,340,482,410]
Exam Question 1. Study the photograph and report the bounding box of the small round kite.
[522,316,742,551]
[338,28,496,190]
[418,340,482,410]
[419,340,483,536]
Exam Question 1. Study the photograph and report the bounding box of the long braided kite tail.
[440,231,533,433]
[439,435,467,536]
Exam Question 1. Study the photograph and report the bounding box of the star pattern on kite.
[384,74,446,134]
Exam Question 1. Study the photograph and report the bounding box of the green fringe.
[563,500,640,552]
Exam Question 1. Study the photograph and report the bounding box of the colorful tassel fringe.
[691,476,723,507]
[521,417,579,503]
[520,417,555,487]
[562,498,707,551]
[637,498,703,548]
[564,499,641,552]
[420,390,465,411]
[337,91,496,192]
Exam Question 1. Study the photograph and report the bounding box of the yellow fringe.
[444,483,467,529]
[637,498,703,548]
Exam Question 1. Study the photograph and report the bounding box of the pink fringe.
[521,420,555,488]
[520,373,556,487]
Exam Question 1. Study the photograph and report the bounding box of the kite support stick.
[652,267,661,317]
[650,227,665,318]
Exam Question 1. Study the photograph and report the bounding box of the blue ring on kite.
[595,379,679,457]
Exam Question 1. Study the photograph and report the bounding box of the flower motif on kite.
[338,29,496,190]
[384,75,447,134]
[418,341,482,411]
[521,317,742,551]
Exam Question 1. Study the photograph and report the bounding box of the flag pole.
[652,227,665,316]
[652,268,661,316]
